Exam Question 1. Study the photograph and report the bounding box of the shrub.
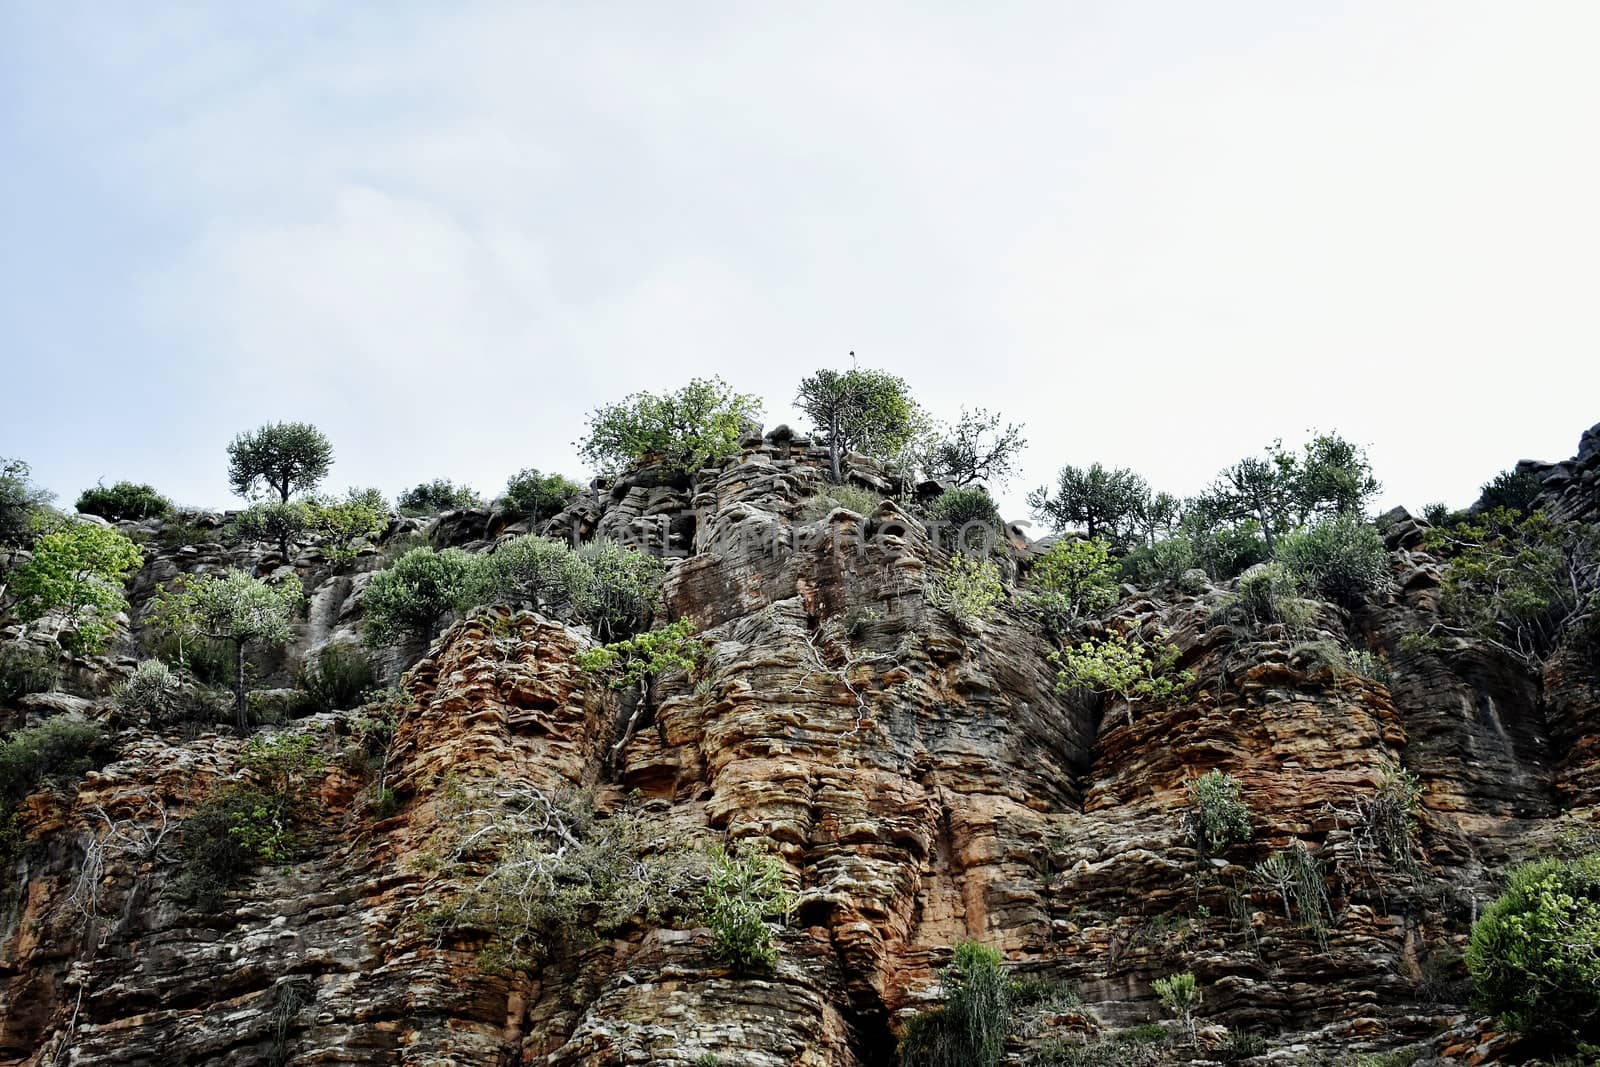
[361,547,478,648]
[0,718,113,805]
[1278,515,1389,609]
[232,501,314,559]
[1183,770,1252,857]
[1349,768,1423,871]
[927,554,1005,627]
[1051,630,1191,710]
[501,469,582,522]
[112,659,183,723]
[473,535,592,616]
[305,491,388,564]
[704,840,794,971]
[574,541,665,640]
[9,520,144,654]
[1254,843,1331,941]
[1027,538,1119,634]
[150,570,304,734]
[927,487,1003,536]
[397,479,484,516]
[1152,971,1200,1037]
[800,484,884,521]
[1477,469,1544,515]
[898,942,1012,1067]
[1185,518,1270,581]
[227,422,333,503]
[434,787,706,969]
[1230,562,1314,631]
[1466,853,1600,1039]
[577,619,703,694]
[75,481,172,522]
[1120,537,1196,589]
[294,643,377,714]
[581,376,762,477]
[0,644,57,704]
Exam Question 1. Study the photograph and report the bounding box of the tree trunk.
[828,412,842,484]
[233,641,249,735]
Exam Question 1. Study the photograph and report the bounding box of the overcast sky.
[3,3,1597,523]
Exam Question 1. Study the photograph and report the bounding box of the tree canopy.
[9,520,143,654]
[1027,463,1149,547]
[226,422,333,503]
[579,376,762,476]
[795,365,922,483]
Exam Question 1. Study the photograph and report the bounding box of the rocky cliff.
[1,426,1598,1066]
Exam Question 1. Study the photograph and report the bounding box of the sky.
[3,2,1598,526]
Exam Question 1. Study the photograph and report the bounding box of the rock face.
[1,436,1598,1065]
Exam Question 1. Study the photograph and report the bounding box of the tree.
[574,540,666,640]
[1205,455,1295,555]
[502,469,582,522]
[233,501,314,560]
[397,479,484,516]
[1477,468,1544,516]
[75,481,172,522]
[1290,432,1380,522]
[306,490,389,564]
[1026,538,1119,634]
[795,365,921,483]
[1277,515,1390,609]
[226,422,333,503]
[922,408,1027,488]
[579,376,762,477]
[151,569,303,733]
[0,457,54,549]
[1051,628,1191,714]
[1027,463,1149,546]
[361,547,478,648]
[9,520,143,654]
[474,535,593,616]
[577,618,704,764]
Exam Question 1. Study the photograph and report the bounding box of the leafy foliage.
[0,644,57,704]
[922,408,1027,488]
[226,422,333,503]
[435,788,707,969]
[0,718,113,806]
[927,487,1002,534]
[1183,770,1253,857]
[112,659,183,723]
[151,569,304,732]
[9,520,143,654]
[397,479,484,516]
[1467,853,1600,1039]
[1425,508,1599,668]
[1026,538,1119,634]
[1277,515,1390,608]
[362,547,478,647]
[1119,537,1197,589]
[703,840,794,971]
[796,366,922,483]
[1477,469,1544,516]
[580,376,762,476]
[0,457,54,548]
[898,942,1013,1067]
[1028,463,1149,547]
[294,642,377,714]
[306,490,389,564]
[473,535,592,616]
[1152,971,1201,1035]
[1051,629,1191,709]
[576,619,704,692]
[233,501,314,559]
[926,554,1005,627]
[501,469,582,522]
[574,540,666,640]
[75,481,172,522]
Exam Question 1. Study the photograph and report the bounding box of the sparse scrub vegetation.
[1183,770,1253,857]
[294,642,378,714]
[926,554,1005,627]
[898,941,1012,1067]
[703,840,794,971]
[0,644,57,704]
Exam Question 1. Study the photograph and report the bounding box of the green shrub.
[580,376,762,476]
[397,480,484,516]
[927,554,1005,627]
[1467,853,1600,1039]
[927,487,1002,533]
[1477,469,1544,515]
[898,942,1012,1067]
[800,483,884,521]
[1027,538,1119,634]
[1278,515,1389,609]
[76,481,172,521]
[0,644,58,704]
[1231,562,1314,631]
[1254,843,1331,941]
[232,501,314,558]
[305,491,388,564]
[704,840,794,971]
[1346,768,1423,871]
[152,632,235,688]
[10,520,144,655]
[1183,770,1252,857]
[1120,537,1196,588]
[112,659,183,723]
[1051,630,1191,710]
[0,457,54,548]
[501,469,582,522]
[578,619,703,693]
[0,718,113,804]
[362,547,478,647]
[294,643,378,713]
[574,540,665,640]
[1152,971,1200,1035]
[1186,519,1270,580]
[434,788,706,969]
[473,535,592,616]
